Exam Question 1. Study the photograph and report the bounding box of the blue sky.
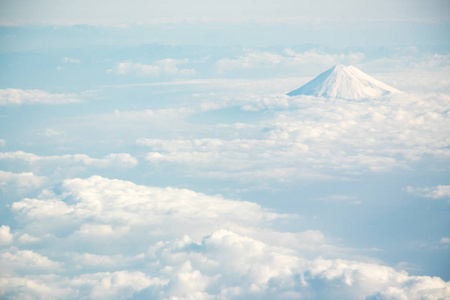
[0,1,450,299]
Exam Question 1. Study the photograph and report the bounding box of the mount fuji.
[287,65,402,100]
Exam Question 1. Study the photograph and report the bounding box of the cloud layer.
[138,93,450,182]
[1,176,449,299]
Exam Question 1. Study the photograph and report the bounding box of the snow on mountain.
[287,65,402,100]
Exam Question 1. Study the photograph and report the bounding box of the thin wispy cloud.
[116,59,196,77]
[0,89,81,106]
[406,185,450,200]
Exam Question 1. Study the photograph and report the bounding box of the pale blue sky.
[1,0,449,24]
[0,0,449,48]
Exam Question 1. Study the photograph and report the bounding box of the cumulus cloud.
[0,248,62,275]
[116,59,196,77]
[307,258,450,300]
[0,89,81,106]
[0,176,448,299]
[0,271,163,300]
[0,226,13,247]
[0,275,74,299]
[11,176,286,243]
[18,233,41,244]
[216,49,364,74]
[406,185,450,199]
[0,171,47,189]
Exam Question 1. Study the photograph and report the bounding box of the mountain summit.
[287,65,401,100]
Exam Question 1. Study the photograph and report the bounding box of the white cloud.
[0,248,62,275]
[70,271,164,300]
[0,89,81,106]
[307,258,450,300]
[18,233,41,244]
[1,176,449,299]
[42,128,63,137]
[117,59,196,77]
[216,49,364,74]
[406,185,450,199]
[62,57,81,64]
[0,271,161,300]
[0,226,13,247]
[0,170,47,189]
[440,237,450,244]
[112,107,193,120]
[0,275,74,300]
[0,139,5,147]
[11,176,287,243]
[0,151,138,169]
[137,93,450,182]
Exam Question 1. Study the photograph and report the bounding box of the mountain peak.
[287,65,401,100]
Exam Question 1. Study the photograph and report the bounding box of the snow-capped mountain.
[287,65,401,100]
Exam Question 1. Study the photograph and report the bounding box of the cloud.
[0,171,47,189]
[307,258,450,300]
[71,271,164,300]
[0,152,138,189]
[0,175,449,299]
[11,176,287,241]
[137,93,450,182]
[61,57,81,64]
[216,49,364,74]
[362,52,450,72]
[0,226,13,247]
[0,151,138,170]
[0,271,164,300]
[116,59,196,77]
[440,237,450,244]
[0,89,81,106]
[42,128,63,137]
[0,275,74,299]
[0,248,62,275]
[18,234,40,244]
[406,185,450,199]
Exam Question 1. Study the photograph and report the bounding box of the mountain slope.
[287,65,401,100]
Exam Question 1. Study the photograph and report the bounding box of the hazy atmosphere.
[0,0,449,299]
